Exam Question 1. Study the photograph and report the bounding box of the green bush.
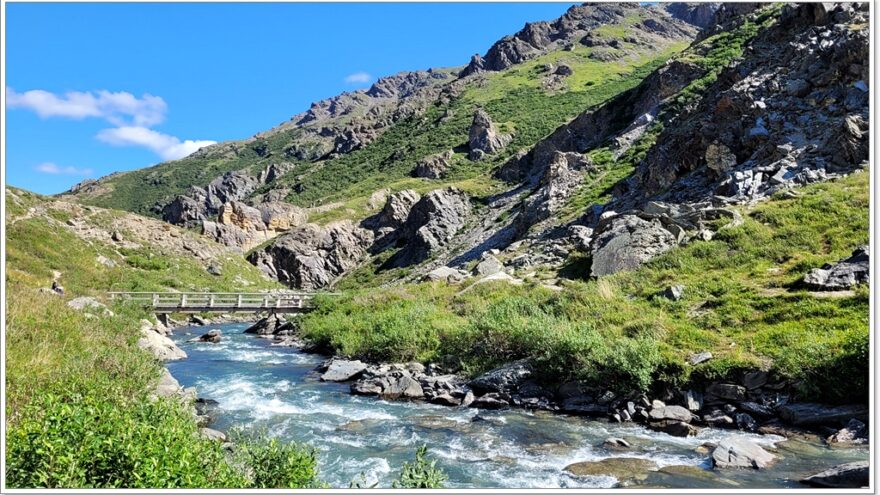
[392,445,447,489]
[6,393,244,488]
[232,432,322,489]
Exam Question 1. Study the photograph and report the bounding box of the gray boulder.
[138,320,187,361]
[472,253,504,276]
[591,214,679,277]
[712,438,776,469]
[468,109,511,160]
[321,359,368,382]
[802,461,869,488]
[244,314,294,336]
[471,393,510,409]
[649,404,696,423]
[423,266,467,283]
[470,359,533,394]
[827,418,868,445]
[803,246,869,290]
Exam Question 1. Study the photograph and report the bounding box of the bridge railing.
[108,291,334,311]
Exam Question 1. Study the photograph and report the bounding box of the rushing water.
[167,322,868,489]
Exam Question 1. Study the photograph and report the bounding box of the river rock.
[188,329,222,343]
[711,438,776,469]
[430,393,461,407]
[352,372,424,399]
[321,359,368,382]
[735,413,758,432]
[705,383,746,402]
[827,418,868,445]
[469,359,533,394]
[703,408,735,427]
[471,393,510,409]
[603,437,631,449]
[649,404,696,423]
[803,246,869,290]
[199,427,227,442]
[801,461,869,488]
[685,390,703,411]
[738,401,774,418]
[651,420,699,437]
[138,321,187,361]
[777,403,869,427]
[153,368,184,398]
[565,457,658,483]
[244,314,293,336]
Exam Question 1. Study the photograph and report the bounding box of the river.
[167,322,868,489]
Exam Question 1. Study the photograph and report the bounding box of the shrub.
[392,445,447,489]
[232,432,322,489]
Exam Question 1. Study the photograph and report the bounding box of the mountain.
[65,2,868,293]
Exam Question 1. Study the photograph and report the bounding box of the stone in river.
[711,438,776,469]
[321,359,367,382]
[801,461,869,488]
[565,457,658,483]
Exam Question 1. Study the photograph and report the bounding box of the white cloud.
[34,162,94,176]
[7,87,167,126]
[96,126,216,161]
[344,72,373,84]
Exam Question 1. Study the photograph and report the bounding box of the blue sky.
[6,2,578,194]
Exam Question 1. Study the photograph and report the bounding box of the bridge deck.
[109,291,325,313]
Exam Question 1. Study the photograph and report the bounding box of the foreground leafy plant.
[392,445,448,489]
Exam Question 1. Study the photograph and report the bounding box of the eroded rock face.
[361,189,421,248]
[803,246,869,290]
[202,200,308,251]
[248,220,374,289]
[515,151,593,234]
[389,188,471,267]
[468,110,511,161]
[633,3,869,203]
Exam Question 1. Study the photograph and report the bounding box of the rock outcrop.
[412,150,454,179]
[388,188,471,267]
[468,110,511,160]
[202,200,307,251]
[248,220,374,289]
[803,246,869,290]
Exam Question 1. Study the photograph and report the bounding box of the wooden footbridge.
[109,292,327,314]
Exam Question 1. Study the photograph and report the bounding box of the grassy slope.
[300,172,869,403]
[4,189,328,488]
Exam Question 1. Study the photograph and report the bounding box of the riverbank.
[171,322,869,488]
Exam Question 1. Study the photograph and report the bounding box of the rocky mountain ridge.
[66,3,869,293]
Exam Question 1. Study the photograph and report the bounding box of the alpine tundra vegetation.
[5,1,872,490]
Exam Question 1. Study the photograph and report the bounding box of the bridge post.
[263,295,269,308]
[152,293,159,307]
[236,294,242,309]
[209,295,215,308]
[181,294,187,308]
